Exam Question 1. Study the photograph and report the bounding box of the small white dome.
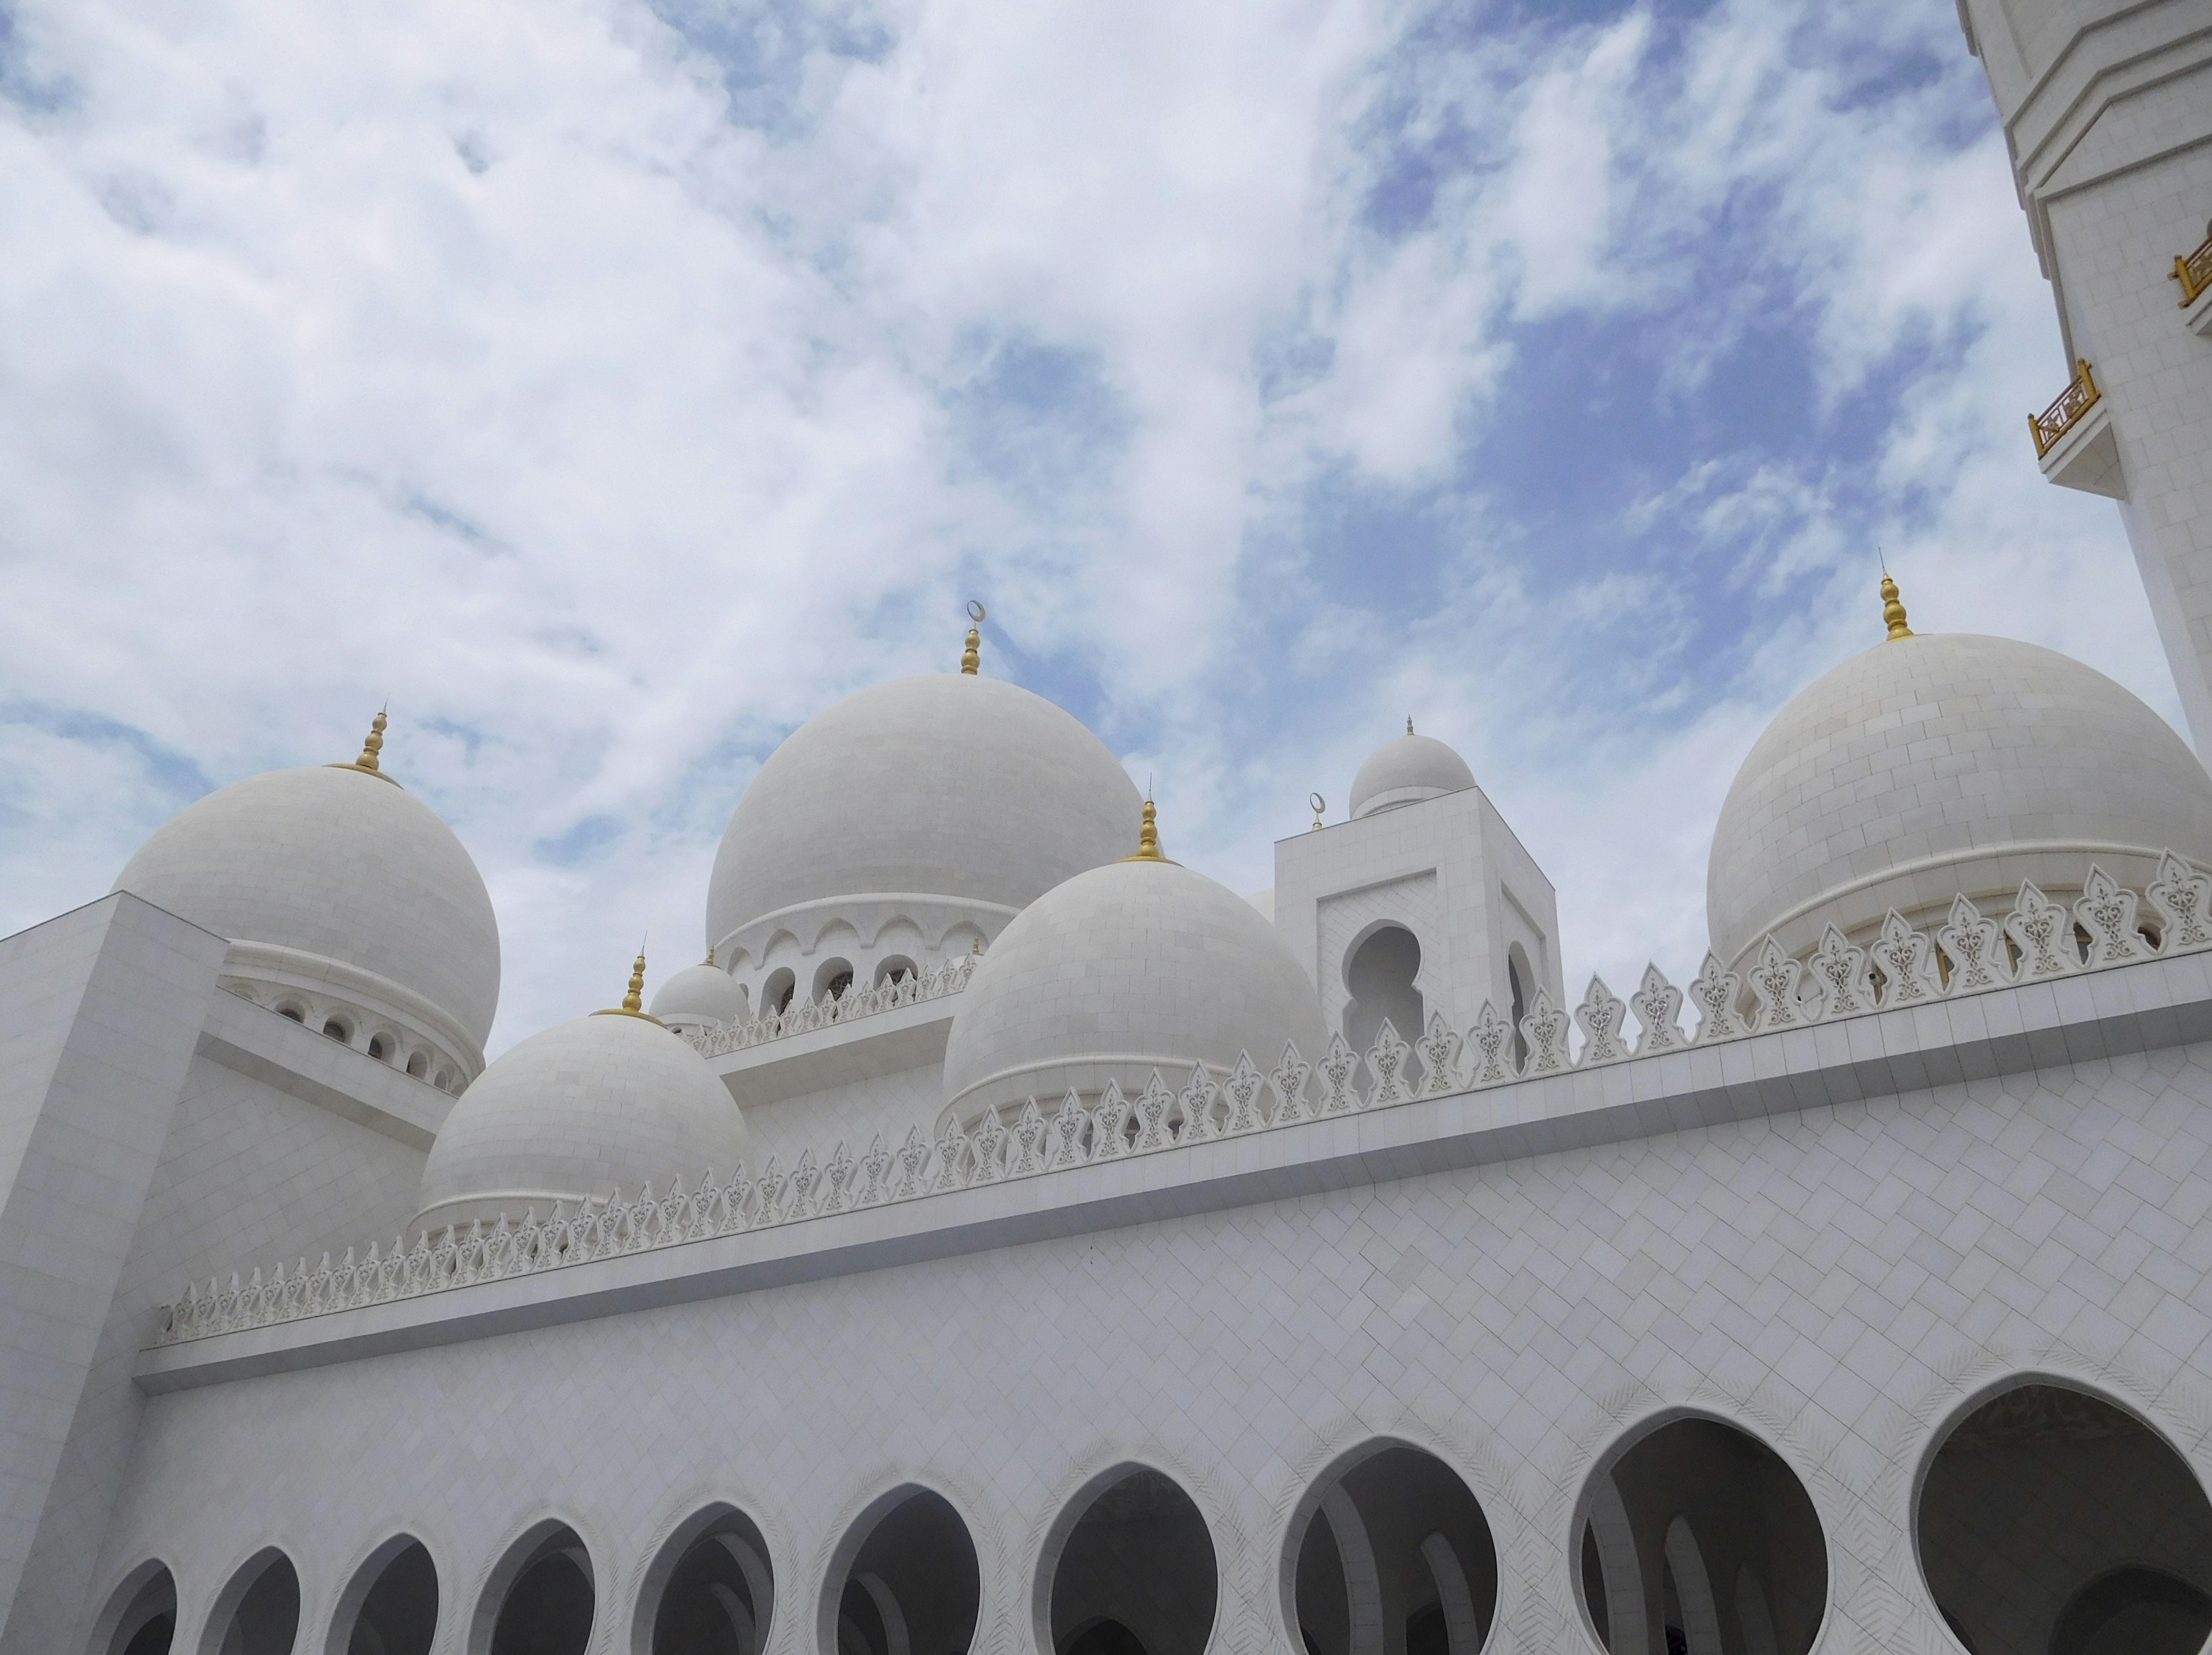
[115,760,500,1071]
[414,1010,749,1233]
[1708,630,2212,968]
[940,853,1327,1124]
[706,673,1141,956]
[1350,730,1476,819]
[650,959,746,1030]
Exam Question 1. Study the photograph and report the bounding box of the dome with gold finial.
[939,800,1325,1128]
[705,604,1141,1005]
[414,950,751,1234]
[1706,574,2212,971]
[112,711,501,1084]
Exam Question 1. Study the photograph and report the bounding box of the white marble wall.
[88,969,2212,1655]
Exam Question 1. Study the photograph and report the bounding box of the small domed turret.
[414,952,749,1233]
[650,950,748,1035]
[1349,722,1476,819]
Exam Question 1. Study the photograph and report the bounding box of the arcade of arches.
[86,1384,2212,1655]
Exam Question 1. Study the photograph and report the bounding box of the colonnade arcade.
[88,1383,2212,1655]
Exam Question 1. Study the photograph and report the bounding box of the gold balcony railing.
[2175,225,2212,307]
[2030,359,2100,459]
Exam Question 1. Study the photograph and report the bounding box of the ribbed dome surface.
[706,673,1141,953]
[115,763,501,1057]
[1350,733,1476,819]
[1707,632,2212,968]
[414,1012,749,1234]
[940,857,1326,1123]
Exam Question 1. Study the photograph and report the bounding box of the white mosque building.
[5,2,2212,1652]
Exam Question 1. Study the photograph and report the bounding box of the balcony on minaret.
[2031,358,2124,499]
[2175,222,2212,340]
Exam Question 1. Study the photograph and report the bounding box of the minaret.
[1957,0,2212,749]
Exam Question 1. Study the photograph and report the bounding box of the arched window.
[1044,1467,1216,1655]
[1505,945,1532,1072]
[762,969,796,1017]
[276,1005,305,1024]
[874,957,918,989]
[407,1051,428,1078]
[1289,1442,1496,1655]
[1343,928,1425,1084]
[367,1034,389,1062]
[637,1504,773,1655]
[201,1549,300,1655]
[478,1523,594,1655]
[1918,1382,2212,1655]
[813,960,855,1004]
[823,1487,979,1655]
[1576,1416,1824,1655]
[330,1536,438,1655]
[91,1562,175,1655]
[323,1017,351,1044]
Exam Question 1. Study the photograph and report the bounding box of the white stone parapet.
[685,954,973,1058]
[150,853,2212,1349]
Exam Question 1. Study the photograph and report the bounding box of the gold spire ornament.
[1310,792,1327,832]
[704,947,717,968]
[960,600,987,674]
[1122,798,1176,864]
[330,708,402,786]
[1407,717,1415,736]
[1881,574,1914,642]
[594,946,665,1024]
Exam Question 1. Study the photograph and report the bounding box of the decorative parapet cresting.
[153,854,2212,1347]
[689,956,975,1058]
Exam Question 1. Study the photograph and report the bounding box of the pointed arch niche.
[819,1486,979,1655]
[91,1561,177,1655]
[634,1504,774,1655]
[1036,1464,1217,1655]
[325,1535,438,1655]
[198,1549,300,1655]
[1285,1441,1497,1655]
[1916,1380,2212,1655]
[472,1521,594,1655]
[1573,1415,1824,1655]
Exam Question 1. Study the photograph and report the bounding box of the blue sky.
[0,0,2179,1051]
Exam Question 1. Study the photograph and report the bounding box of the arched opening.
[1343,927,1424,1084]
[1505,945,1532,1072]
[874,957,918,989]
[329,1536,438,1655]
[1575,1416,1825,1655]
[432,1070,453,1093]
[763,969,796,1017]
[322,1017,351,1043]
[1044,1466,1217,1655]
[822,1487,979,1655]
[1289,1442,1497,1655]
[93,1562,176,1655]
[813,959,855,1004]
[276,1005,306,1024]
[200,1550,300,1655]
[1917,1381,2212,1655]
[406,1051,428,1078]
[638,1505,774,1655]
[476,1523,594,1655]
[367,1034,390,1062]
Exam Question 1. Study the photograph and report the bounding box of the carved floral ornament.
[157,854,2212,1347]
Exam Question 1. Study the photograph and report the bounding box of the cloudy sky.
[0,0,2180,1053]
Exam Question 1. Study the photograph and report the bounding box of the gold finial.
[960,600,986,675]
[1407,717,1415,736]
[704,946,716,968]
[1122,797,1175,863]
[972,934,983,956]
[1310,791,1326,832]
[1881,574,1913,642]
[594,942,665,1024]
[329,707,402,786]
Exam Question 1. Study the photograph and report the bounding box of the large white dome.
[706,672,1141,965]
[940,849,1327,1125]
[1350,728,1476,819]
[115,757,501,1073]
[1708,628,2212,969]
[414,1009,749,1234]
